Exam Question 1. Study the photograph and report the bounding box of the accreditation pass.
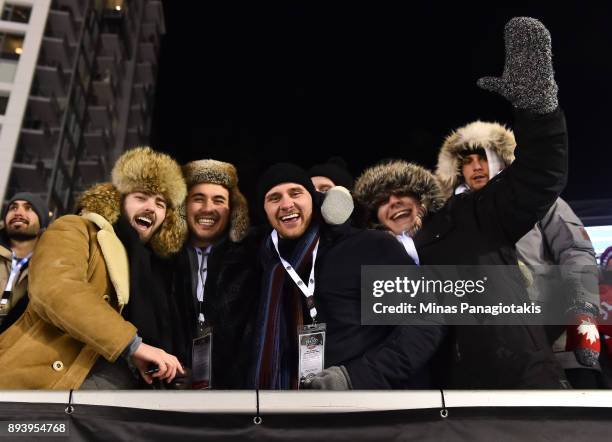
[298,322,326,388]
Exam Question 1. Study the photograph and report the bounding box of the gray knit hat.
[2,192,50,229]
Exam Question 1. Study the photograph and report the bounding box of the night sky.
[151,4,612,209]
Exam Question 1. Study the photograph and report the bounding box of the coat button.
[52,361,64,371]
[102,295,110,302]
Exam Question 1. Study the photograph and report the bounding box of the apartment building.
[0,0,165,216]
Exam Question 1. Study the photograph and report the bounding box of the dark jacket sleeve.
[471,108,568,247]
[343,233,446,388]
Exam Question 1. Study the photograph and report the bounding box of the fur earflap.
[182,159,249,242]
[436,121,516,198]
[112,147,187,209]
[76,182,187,258]
[353,160,445,227]
[76,182,122,225]
[149,207,187,257]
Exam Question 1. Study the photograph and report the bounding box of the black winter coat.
[414,108,568,388]
[313,225,446,389]
[172,233,262,388]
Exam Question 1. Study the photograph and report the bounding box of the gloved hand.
[301,366,352,390]
[566,303,600,367]
[478,17,558,114]
[320,186,354,226]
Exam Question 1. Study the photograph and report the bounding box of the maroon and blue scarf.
[252,223,320,389]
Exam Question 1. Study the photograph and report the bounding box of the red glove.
[566,313,600,367]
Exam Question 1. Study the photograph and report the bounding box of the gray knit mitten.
[478,17,558,114]
[320,186,354,226]
[302,366,352,390]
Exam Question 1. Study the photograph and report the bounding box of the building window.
[0,33,24,60]
[2,4,31,23]
[0,94,8,114]
[0,33,22,82]
[105,0,125,12]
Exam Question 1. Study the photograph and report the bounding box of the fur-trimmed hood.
[76,183,187,257]
[353,160,445,228]
[182,159,249,243]
[436,121,516,198]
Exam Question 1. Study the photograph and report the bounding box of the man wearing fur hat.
[252,162,444,389]
[0,147,187,389]
[172,159,261,388]
[0,193,49,332]
[436,120,601,387]
[354,17,570,388]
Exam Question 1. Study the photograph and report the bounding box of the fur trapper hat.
[182,159,249,242]
[436,121,516,198]
[112,146,187,209]
[353,160,445,228]
[76,147,188,257]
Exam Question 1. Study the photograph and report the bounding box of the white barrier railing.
[1,390,612,413]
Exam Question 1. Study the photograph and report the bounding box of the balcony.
[100,33,124,61]
[40,37,74,71]
[83,129,111,156]
[131,83,151,104]
[125,125,144,148]
[96,55,124,83]
[88,104,114,129]
[47,10,78,45]
[78,158,106,186]
[138,42,157,64]
[135,62,155,85]
[19,126,59,159]
[91,75,118,106]
[28,95,62,127]
[144,1,165,34]
[10,162,50,193]
[35,65,67,97]
[141,22,160,46]
[128,103,146,127]
[55,0,85,21]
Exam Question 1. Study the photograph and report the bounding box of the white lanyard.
[195,245,212,324]
[271,230,319,321]
[397,232,420,266]
[2,252,32,305]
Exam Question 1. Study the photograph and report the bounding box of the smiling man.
[354,160,443,265]
[0,147,187,389]
[252,162,444,390]
[172,159,260,389]
[353,18,573,389]
[436,120,512,196]
[0,193,49,331]
[436,120,601,388]
[263,182,313,238]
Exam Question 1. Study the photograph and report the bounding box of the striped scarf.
[252,223,320,389]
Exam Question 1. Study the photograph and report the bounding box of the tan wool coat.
[0,213,136,389]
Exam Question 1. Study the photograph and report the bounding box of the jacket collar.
[81,212,130,308]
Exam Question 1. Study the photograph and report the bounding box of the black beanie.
[308,157,354,190]
[2,192,50,229]
[258,163,318,212]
